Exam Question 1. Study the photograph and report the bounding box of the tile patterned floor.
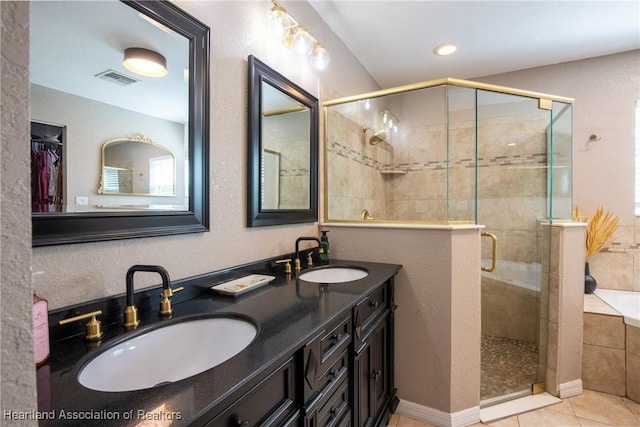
[481,335,539,401]
[387,390,640,427]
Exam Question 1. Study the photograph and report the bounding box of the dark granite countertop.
[36,259,401,426]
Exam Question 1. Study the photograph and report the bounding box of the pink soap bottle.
[33,293,50,366]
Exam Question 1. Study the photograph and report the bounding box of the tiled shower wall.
[327,107,558,266]
[326,109,388,220]
[263,114,310,209]
[591,222,640,292]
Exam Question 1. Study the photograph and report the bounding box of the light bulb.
[364,99,371,110]
[310,43,330,70]
[269,5,293,39]
[292,27,314,55]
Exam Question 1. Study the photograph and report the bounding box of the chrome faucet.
[295,237,321,272]
[124,265,182,329]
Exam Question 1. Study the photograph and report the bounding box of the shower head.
[362,126,387,145]
[370,130,386,145]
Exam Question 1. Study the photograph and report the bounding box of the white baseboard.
[396,399,480,427]
[558,379,583,398]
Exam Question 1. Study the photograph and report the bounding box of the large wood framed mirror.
[247,55,318,227]
[30,0,210,246]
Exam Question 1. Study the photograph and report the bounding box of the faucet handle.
[307,251,314,267]
[123,305,139,330]
[161,286,184,298]
[59,310,103,341]
[275,258,292,274]
[159,286,184,317]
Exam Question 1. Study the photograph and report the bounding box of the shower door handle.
[481,232,497,272]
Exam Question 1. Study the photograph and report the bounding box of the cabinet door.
[370,317,389,422]
[354,337,372,427]
[354,313,390,427]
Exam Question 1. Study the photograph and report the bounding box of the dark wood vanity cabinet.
[205,357,300,427]
[301,278,396,427]
[354,315,390,427]
[352,278,396,427]
[205,278,396,427]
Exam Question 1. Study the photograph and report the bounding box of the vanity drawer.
[207,357,297,427]
[316,379,349,427]
[319,315,351,364]
[353,284,387,342]
[316,350,349,400]
[304,315,351,405]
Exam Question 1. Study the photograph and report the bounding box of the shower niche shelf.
[380,170,407,175]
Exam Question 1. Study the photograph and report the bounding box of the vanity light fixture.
[268,0,331,70]
[123,47,168,77]
[433,42,457,56]
[310,43,331,70]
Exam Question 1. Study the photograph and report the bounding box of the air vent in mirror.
[95,69,139,86]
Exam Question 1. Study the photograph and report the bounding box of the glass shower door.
[474,90,551,405]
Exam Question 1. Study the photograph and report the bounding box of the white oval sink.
[298,266,368,283]
[78,316,257,392]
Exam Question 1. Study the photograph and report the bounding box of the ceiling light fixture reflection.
[380,109,400,132]
[433,42,457,56]
[123,47,167,77]
[269,0,331,71]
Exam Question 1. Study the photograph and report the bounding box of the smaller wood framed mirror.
[247,55,319,227]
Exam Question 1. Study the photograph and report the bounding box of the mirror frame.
[32,0,210,247]
[247,55,318,227]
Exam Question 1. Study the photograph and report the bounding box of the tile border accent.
[327,140,551,173]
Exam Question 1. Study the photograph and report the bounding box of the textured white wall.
[1,1,38,424]
[31,1,379,309]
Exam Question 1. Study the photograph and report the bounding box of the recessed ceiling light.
[433,42,457,56]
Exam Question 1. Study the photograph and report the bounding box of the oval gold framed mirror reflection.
[98,135,176,197]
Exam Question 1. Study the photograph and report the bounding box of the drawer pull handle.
[329,368,337,378]
[329,407,337,417]
[237,420,250,427]
[332,333,343,342]
[370,300,379,308]
[371,369,381,380]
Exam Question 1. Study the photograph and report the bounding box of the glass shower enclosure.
[323,78,573,406]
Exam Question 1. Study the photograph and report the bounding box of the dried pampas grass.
[573,205,619,259]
